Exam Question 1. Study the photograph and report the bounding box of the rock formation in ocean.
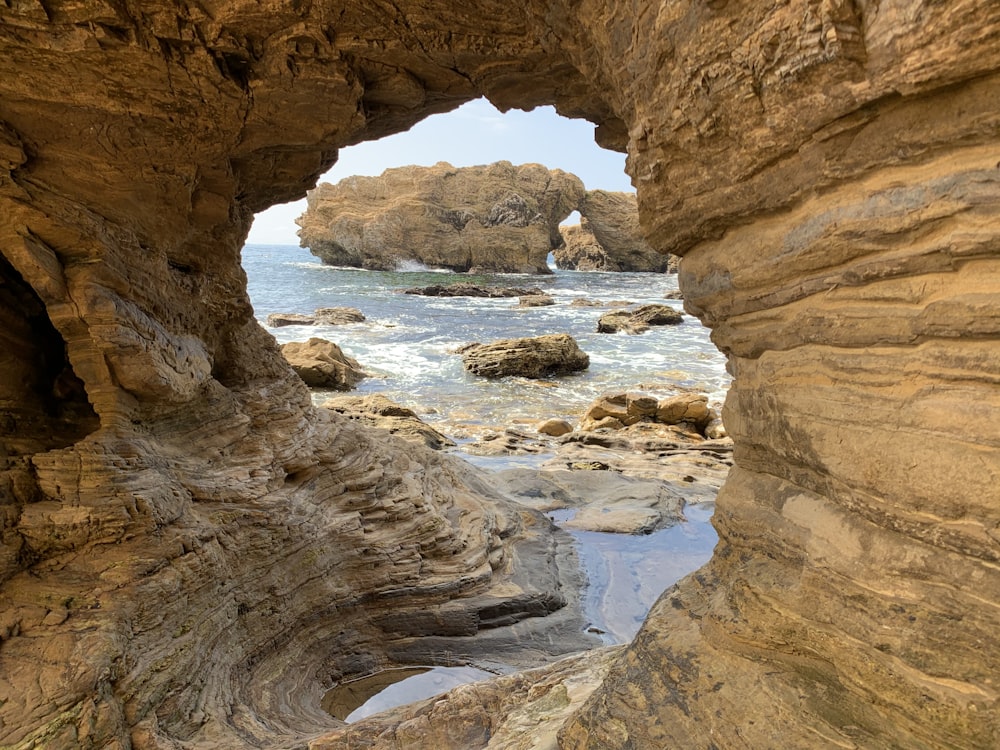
[296,161,585,273]
[555,190,676,272]
[1,1,998,749]
[299,167,675,274]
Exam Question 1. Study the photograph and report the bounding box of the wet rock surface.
[596,304,684,334]
[267,307,366,327]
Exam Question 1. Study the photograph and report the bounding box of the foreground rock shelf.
[1,2,998,749]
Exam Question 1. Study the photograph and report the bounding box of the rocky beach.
[245,243,731,726]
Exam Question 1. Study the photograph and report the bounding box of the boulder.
[597,304,683,334]
[267,308,366,327]
[314,307,366,324]
[656,393,712,429]
[267,312,318,327]
[518,294,556,307]
[322,394,455,450]
[280,338,368,390]
[537,418,574,437]
[578,391,719,436]
[297,161,586,274]
[570,298,633,307]
[457,334,590,379]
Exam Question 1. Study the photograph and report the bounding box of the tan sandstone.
[296,161,585,273]
[1,1,998,749]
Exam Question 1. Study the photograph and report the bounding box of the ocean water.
[243,244,730,436]
[245,244,728,718]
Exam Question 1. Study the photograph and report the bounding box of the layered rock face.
[296,161,585,273]
[556,190,674,272]
[2,2,999,750]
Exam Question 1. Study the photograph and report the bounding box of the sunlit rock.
[1,0,998,748]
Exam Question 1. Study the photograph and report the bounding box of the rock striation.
[596,303,683,334]
[1,2,999,749]
[300,167,675,275]
[555,191,676,272]
[457,334,590,379]
[297,161,585,273]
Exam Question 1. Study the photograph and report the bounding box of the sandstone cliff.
[1,1,998,749]
[556,190,675,272]
[297,161,585,273]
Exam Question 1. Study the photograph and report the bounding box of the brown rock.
[297,162,586,273]
[517,294,555,307]
[556,191,677,272]
[267,307,365,327]
[537,418,573,437]
[403,283,545,298]
[280,338,367,390]
[458,334,590,379]
[322,393,456,450]
[314,306,366,324]
[570,298,633,307]
[655,393,711,428]
[597,304,683,334]
[267,312,318,327]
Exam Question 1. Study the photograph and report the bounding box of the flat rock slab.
[267,307,365,327]
[457,333,589,379]
[403,283,545,298]
[495,466,685,534]
[323,393,456,449]
[597,304,683,334]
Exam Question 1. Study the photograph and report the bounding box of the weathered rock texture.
[2,1,999,749]
[555,191,676,272]
[322,393,456,450]
[457,334,590,379]
[297,161,585,273]
[281,337,367,389]
[596,303,683,334]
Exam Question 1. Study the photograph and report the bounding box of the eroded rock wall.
[296,161,585,273]
[556,190,674,272]
[1,0,998,749]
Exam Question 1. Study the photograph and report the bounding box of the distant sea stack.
[296,161,585,274]
[556,191,678,273]
[297,162,677,274]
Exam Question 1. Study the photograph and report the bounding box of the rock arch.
[1,1,998,748]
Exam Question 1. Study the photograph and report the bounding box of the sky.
[246,99,633,245]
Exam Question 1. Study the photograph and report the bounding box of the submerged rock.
[457,333,590,379]
[517,294,555,307]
